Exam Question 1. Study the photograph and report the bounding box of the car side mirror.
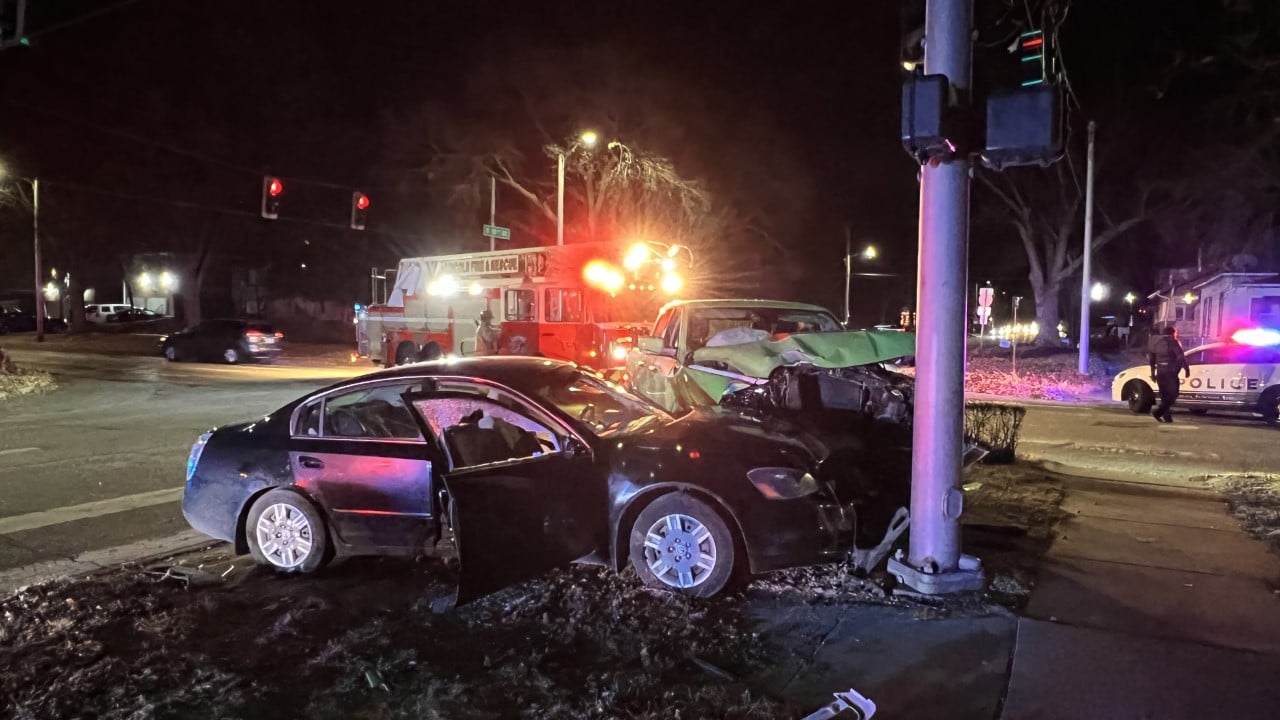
[637,336,663,353]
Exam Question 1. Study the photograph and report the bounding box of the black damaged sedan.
[182,357,858,604]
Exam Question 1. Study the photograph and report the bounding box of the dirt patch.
[0,555,794,719]
[1206,474,1280,552]
[751,463,1066,612]
[0,350,57,400]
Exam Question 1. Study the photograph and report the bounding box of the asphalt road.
[1,348,1274,587]
[0,349,365,581]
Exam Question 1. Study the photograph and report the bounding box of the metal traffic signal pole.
[1077,120,1097,375]
[888,0,984,594]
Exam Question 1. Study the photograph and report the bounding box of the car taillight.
[275,332,284,339]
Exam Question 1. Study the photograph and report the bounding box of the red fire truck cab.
[356,242,674,371]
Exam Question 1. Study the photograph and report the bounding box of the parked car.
[161,319,283,363]
[85,303,133,324]
[181,357,868,605]
[0,307,67,334]
[106,307,170,324]
[1112,328,1280,424]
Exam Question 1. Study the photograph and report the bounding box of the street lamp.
[556,129,600,246]
[1089,281,1109,303]
[1123,292,1136,305]
[0,164,42,341]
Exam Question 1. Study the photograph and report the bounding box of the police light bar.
[1231,328,1280,346]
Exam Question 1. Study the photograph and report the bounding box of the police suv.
[1112,329,1280,424]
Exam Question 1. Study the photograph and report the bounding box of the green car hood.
[686,330,917,398]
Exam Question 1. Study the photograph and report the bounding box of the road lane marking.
[0,528,213,598]
[0,487,183,535]
[0,448,40,457]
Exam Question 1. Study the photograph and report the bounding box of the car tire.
[629,493,737,598]
[245,489,330,574]
[1124,380,1154,414]
[223,347,240,364]
[164,345,179,362]
[394,340,417,366]
[1260,387,1280,426]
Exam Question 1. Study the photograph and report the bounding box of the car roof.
[657,298,838,315]
[309,356,582,399]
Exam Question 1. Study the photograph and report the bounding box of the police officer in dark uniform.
[1148,325,1190,423]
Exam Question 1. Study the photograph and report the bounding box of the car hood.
[685,330,916,401]
[611,406,826,468]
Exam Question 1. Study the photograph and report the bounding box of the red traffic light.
[355,192,370,210]
[268,178,284,196]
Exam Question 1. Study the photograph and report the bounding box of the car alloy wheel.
[255,502,314,569]
[246,489,330,573]
[629,493,736,597]
[224,347,240,364]
[165,346,178,362]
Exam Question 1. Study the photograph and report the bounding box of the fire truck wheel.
[394,341,417,366]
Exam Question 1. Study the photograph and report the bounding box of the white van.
[85,304,132,324]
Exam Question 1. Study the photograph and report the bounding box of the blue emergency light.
[1231,328,1280,347]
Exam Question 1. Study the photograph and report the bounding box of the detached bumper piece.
[722,364,913,426]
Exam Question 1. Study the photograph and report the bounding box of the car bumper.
[244,345,283,361]
[744,496,857,574]
[182,471,247,544]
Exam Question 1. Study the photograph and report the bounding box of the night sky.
[0,1,1246,323]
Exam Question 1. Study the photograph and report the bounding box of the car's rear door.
[289,380,439,551]
[409,387,604,606]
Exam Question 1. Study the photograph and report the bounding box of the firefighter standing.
[475,309,501,356]
[1148,325,1190,423]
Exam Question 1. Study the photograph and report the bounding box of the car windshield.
[688,306,842,348]
[531,368,672,437]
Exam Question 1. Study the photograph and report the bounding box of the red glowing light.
[1021,37,1044,49]
[268,178,284,196]
[688,451,701,460]
[355,193,370,210]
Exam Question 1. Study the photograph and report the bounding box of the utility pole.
[555,152,565,246]
[843,225,853,326]
[33,177,43,342]
[1077,120,1097,375]
[489,176,497,253]
[887,0,984,594]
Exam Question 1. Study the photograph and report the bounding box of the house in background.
[1148,267,1280,347]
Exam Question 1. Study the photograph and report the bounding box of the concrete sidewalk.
[745,460,1280,718]
[1001,474,1280,719]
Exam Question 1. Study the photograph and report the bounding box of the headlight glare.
[186,432,212,483]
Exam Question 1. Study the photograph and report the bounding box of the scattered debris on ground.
[1205,474,1280,552]
[0,348,57,400]
[0,463,1066,718]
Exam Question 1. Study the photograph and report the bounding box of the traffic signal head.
[262,176,283,219]
[1018,30,1052,87]
[351,191,370,230]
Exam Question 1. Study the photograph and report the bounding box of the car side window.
[412,396,557,469]
[297,383,425,440]
[651,308,675,342]
[662,309,683,350]
[295,401,322,436]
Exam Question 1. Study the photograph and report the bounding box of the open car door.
[411,390,605,607]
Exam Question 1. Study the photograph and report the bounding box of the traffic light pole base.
[887,551,985,595]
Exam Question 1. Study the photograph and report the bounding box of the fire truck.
[355,242,677,371]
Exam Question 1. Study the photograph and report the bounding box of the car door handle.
[540,332,556,337]
[299,456,325,469]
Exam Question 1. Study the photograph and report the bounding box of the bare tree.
[978,160,1149,345]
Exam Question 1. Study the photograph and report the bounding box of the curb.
[0,530,223,600]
